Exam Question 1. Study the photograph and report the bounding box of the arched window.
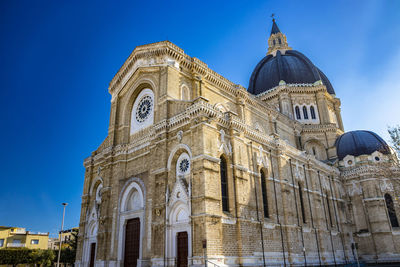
[220,157,229,212]
[385,193,399,228]
[278,38,282,44]
[299,183,306,224]
[303,106,309,120]
[181,85,190,101]
[310,106,316,119]
[295,106,301,120]
[273,39,276,45]
[261,170,269,218]
[130,88,154,135]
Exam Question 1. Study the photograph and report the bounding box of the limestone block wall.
[76,41,400,266]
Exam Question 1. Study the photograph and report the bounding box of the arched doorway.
[166,179,192,266]
[118,179,145,267]
[83,207,98,267]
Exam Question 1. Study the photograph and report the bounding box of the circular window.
[176,153,190,176]
[347,160,353,165]
[179,158,190,173]
[375,156,380,161]
[135,95,153,123]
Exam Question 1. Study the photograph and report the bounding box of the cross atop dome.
[267,17,291,55]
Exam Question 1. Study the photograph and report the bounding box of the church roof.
[248,50,335,95]
[335,130,391,160]
[248,19,335,95]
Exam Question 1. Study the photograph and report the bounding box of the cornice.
[340,164,395,179]
[107,41,306,134]
[108,41,238,99]
[301,123,343,134]
[256,83,327,101]
[84,99,339,177]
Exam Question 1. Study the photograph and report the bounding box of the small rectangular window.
[13,239,21,244]
[0,239,4,247]
[31,239,39,245]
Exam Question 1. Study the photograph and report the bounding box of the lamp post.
[57,203,68,267]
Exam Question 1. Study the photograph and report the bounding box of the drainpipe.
[289,159,307,266]
[229,126,242,266]
[317,171,336,266]
[328,175,348,264]
[303,164,322,266]
[190,168,194,267]
[250,142,266,267]
[270,150,286,267]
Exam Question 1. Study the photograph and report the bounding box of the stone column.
[316,92,330,124]
[333,99,344,131]
[279,92,293,119]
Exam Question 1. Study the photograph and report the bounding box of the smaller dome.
[335,130,391,160]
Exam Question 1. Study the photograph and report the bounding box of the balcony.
[7,243,26,248]
[11,229,26,234]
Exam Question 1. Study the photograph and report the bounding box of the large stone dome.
[248,50,335,95]
[335,130,391,160]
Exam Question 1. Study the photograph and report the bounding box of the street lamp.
[57,203,68,267]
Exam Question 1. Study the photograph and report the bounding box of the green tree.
[66,228,78,250]
[0,248,30,267]
[388,125,400,155]
[29,249,55,267]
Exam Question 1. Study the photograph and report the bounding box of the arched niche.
[169,201,190,224]
[214,103,228,113]
[120,180,145,212]
[181,84,191,101]
[87,219,98,238]
[89,177,103,198]
[304,139,327,161]
[95,183,103,204]
[167,144,192,171]
[120,79,157,130]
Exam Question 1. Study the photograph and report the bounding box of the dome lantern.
[267,18,291,55]
[248,18,335,96]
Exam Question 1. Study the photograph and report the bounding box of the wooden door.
[89,242,96,267]
[124,218,140,267]
[177,231,188,267]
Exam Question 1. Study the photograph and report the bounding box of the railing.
[28,231,48,235]
[7,243,26,248]
[11,229,26,234]
[168,100,192,117]
[206,260,222,267]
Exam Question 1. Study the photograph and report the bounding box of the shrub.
[0,248,55,267]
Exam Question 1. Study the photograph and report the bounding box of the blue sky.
[1,0,399,236]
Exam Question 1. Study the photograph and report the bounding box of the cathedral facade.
[75,20,400,266]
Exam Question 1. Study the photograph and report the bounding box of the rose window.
[135,95,153,123]
[179,158,190,173]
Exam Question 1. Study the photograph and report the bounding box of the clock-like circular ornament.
[135,95,153,123]
[179,158,190,173]
[177,153,190,176]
